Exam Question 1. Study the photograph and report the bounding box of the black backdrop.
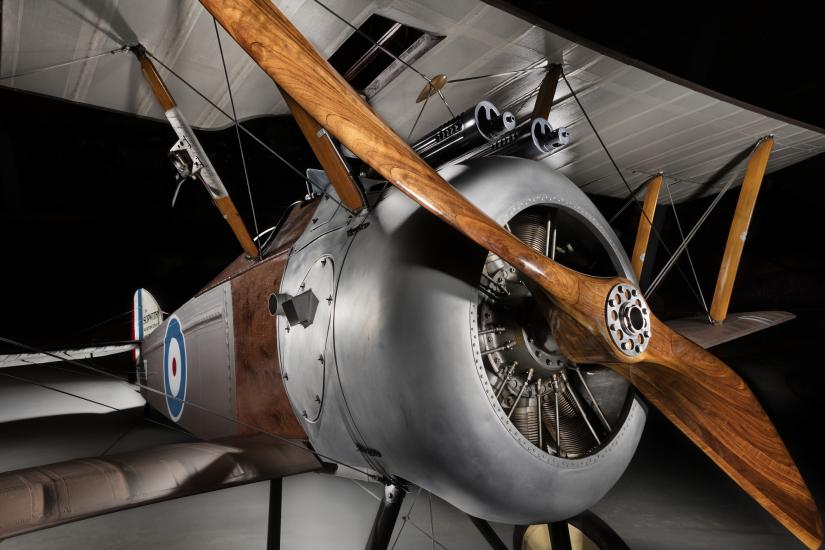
[1,3,824,351]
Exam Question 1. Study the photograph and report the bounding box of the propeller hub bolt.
[605,283,651,357]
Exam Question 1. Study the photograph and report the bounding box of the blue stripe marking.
[137,289,144,340]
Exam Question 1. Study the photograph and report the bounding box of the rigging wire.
[310,0,455,117]
[144,51,355,215]
[405,520,451,550]
[0,370,120,412]
[407,91,431,141]
[69,310,132,338]
[0,45,130,81]
[310,0,428,82]
[350,482,451,550]
[645,160,747,298]
[390,487,422,549]
[214,19,261,253]
[663,177,711,317]
[0,334,375,480]
[560,70,710,307]
[448,65,549,84]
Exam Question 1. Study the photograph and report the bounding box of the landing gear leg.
[548,521,572,550]
[266,478,282,550]
[365,483,405,550]
[468,515,508,550]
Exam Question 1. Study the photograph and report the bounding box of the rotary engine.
[276,156,646,523]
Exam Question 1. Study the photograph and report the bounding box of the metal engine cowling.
[277,157,646,523]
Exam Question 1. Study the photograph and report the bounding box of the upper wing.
[2,0,822,202]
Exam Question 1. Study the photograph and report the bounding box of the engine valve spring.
[512,402,540,446]
[510,212,548,254]
[541,383,598,458]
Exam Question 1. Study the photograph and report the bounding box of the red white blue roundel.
[163,315,187,421]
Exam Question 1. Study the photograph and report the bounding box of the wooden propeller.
[200,1,822,546]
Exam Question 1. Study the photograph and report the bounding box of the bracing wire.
[448,65,549,84]
[69,310,132,338]
[310,0,429,82]
[645,151,751,298]
[407,92,431,142]
[0,334,375,480]
[561,69,710,307]
[0,45,130,81]
[144,52,355,215]
[214,19,261,253]
[663,178,711,316]
[390,488,421,550]
[310,0,455,117]
[0,370,120,412]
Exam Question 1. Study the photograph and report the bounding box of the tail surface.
[131,288,163,362]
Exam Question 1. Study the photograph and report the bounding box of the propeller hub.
[605,283,651,357]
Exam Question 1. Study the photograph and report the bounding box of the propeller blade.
[552,310,823,548]
[199,1,822,546]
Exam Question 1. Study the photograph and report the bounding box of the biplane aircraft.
[1,0,823,548]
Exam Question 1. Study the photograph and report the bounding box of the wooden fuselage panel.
[140,200,318,441]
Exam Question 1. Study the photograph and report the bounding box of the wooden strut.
[531,63,562,121]
[135,47,259,258]
[198,1,821,546]
[280,87,366,210]
[709,137,774,322]
[630,174,663,279]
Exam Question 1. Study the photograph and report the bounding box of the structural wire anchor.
[132,44,259,258]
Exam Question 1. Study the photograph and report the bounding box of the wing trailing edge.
[666,311,795,349]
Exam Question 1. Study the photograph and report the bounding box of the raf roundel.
[163,315,187,421]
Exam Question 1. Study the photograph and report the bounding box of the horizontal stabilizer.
[666,311,795,349]
[0,343,137,369]
[0,435,321,540]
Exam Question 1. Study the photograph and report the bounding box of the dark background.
[2,3,824,348]
[1,3,824,547]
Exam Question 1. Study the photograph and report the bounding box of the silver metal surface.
[277,181,374,474]
[605,282,651,357]
[280,257,334,422]
[141,282,237,439]
[164,106,226,199]
[280,156,646,523]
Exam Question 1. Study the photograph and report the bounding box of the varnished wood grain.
[531,64,562,120]
[281,89,366,210]
[710,137,774,322]
[214,196,260,258]
[220,202,317,440]
[553,309,822,549]
[630,174,662,279]
[136,49,176,112]
[200,1,822,545]
[136,49,259,258]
